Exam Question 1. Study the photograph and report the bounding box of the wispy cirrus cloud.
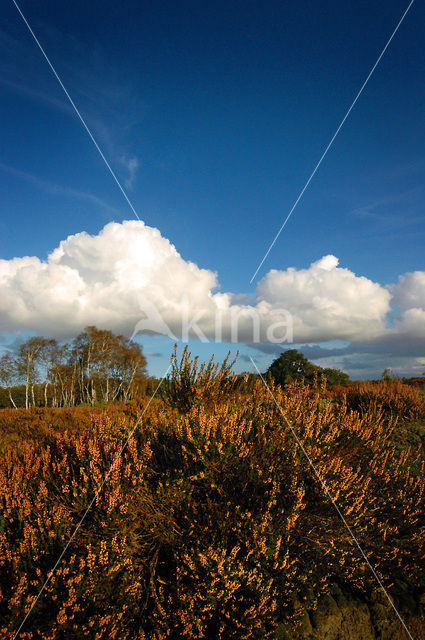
[0,24,144,191]
[349,187,424,223]
[121,155,139,190]
[0,75,72,115]
[0,163,119,215]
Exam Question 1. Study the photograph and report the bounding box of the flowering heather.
[344,379,425,420]
[0,358,424,639]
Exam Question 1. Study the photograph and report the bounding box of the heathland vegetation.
[0,345,424,639]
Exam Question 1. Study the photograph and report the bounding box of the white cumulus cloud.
[257,255,391,342]
[388,271,425,338]
[0,220,423,346]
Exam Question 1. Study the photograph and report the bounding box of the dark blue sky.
[1,0,424,377]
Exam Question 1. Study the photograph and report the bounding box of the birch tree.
[0,353,18,408]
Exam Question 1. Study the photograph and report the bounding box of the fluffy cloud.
[388,271,425,338]
[390,271,425,312]
[257,255,391,342]
[0,221,216,338]
[0,220,423,347]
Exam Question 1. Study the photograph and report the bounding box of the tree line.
[0,326,147,408]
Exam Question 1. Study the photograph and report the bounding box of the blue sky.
[1,0,424,379]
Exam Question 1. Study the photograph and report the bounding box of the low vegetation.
[0,350,424,639]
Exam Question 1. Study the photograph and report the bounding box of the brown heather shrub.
[161,346,238,413]
[345,379,425,421]
[0,400,151,453]
[0,358,424,639]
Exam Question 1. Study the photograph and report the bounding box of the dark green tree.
[322,367,350,386]
[267,350,350,387]
[267,349,318,387]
